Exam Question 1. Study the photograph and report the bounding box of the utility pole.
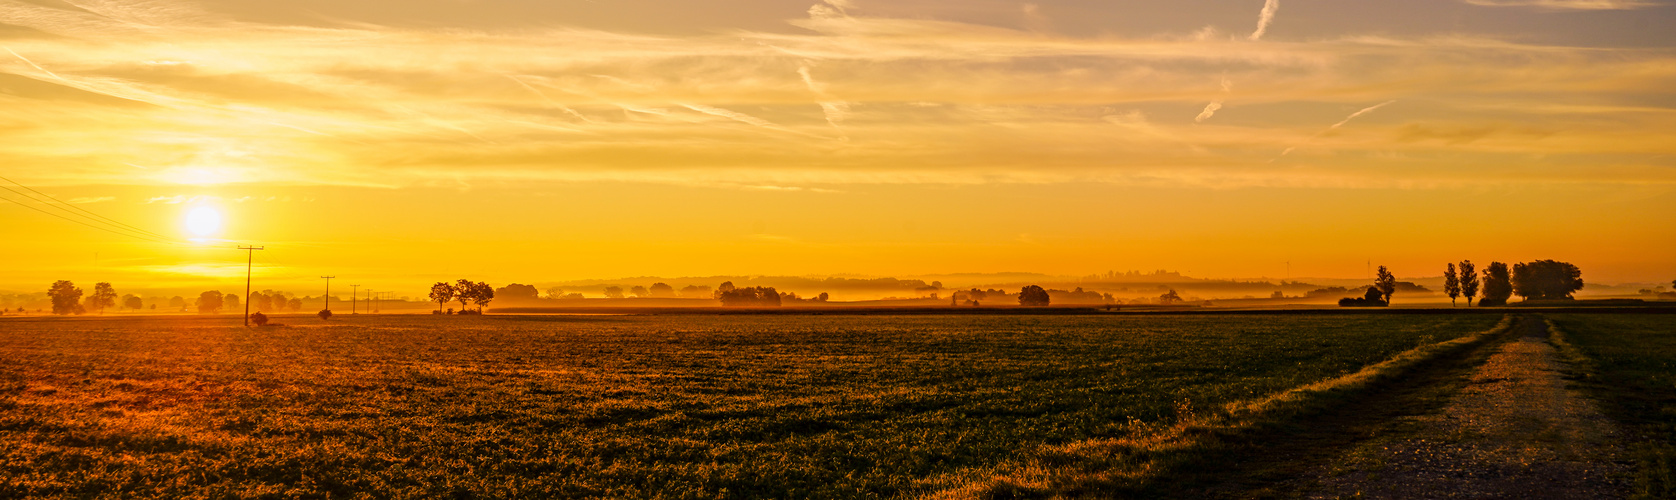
[321,276,335,312]
[350,285,360,314]
[239,246,264,326]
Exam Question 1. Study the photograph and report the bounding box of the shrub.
[318,309,333,320]
[250,312,269,326]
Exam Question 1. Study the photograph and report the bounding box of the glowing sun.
[185,206,223,237]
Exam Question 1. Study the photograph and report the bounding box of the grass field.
[1550,313,1676,499]
[0,313,1502,498]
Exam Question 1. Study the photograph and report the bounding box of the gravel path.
[1306,317,1630,499]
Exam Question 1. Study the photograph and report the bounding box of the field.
[0,313,1503,498]
[1550,313,1676,498]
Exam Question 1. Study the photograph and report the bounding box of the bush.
[1338,287,1388,307]
[1479,298,1508,307]
[250,312,269,326]
[318,309,333,320]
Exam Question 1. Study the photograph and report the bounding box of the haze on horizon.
[1,0,1673,295]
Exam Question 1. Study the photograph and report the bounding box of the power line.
[0,191,181,245]
[0,174,176,242]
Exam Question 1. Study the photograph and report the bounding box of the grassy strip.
[1548,315,1676,499]
[917,314,1517,499]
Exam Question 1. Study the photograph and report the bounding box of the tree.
[717,286,782,306]
[1512,260,1584,301]
[47,280,82,315]
[122,294,142,311]
[250,292,272,313]
[1374,266,1397,306]
[1480,262,1513,307]
[287,298,303,312]
[1459,260,1479,307]
[717,281,736,294]
[817,292,829,302]
[168,295,187,311]
[455,279,476,312]
[318,309,333,320]
[250,311,269,326]
[223,292,239,311]
[1159,289,1182,305]
[1339,287,1389,307]
[196,291,224,314]
[429,282,456,313]
[603,286,625,299]
[630,285,649,298]
[494,283,539,302]
[679,285,712,299]
[472,282,494,312]
[649,283,676,298]
[1443,263,1461,307]
[83,282,117,314]
[1018,285,1050,306]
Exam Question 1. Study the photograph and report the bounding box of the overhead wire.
[0,174,177,242]
[0,190,183,245]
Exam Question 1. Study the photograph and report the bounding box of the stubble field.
[0,313,1504,498]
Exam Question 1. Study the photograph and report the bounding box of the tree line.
[1343,259,1583,308]
[40,280,307,315]
[428,279,494,314]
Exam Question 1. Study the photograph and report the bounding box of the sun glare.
[185,206,223,237]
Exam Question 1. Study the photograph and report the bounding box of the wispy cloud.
[1462,0,1657,9]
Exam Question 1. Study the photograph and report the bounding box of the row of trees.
[44,281,311,315]
[1442,259,1581,307]
[428,279,494,314]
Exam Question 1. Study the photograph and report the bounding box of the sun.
[185,206,223,237]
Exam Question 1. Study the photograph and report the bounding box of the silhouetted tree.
[717,286,782,306]
[122,294,142,311]
[250,311,269,326]
[1480,262,1513,307]
[429,282,456,313]
[1444,263,1461,307]
[47,280,82,315]
[287,298,303,311]
[250,292,271,313]
[647,282,675,298]
[82,282,116,314]
[223,292,239,311]
[1339,287,1389,307]
[603,286,625,299]
[1512,260,1584,301]
[495,283,539,302]
[168,295,187,311]
[472,282,494,312]
[196,290,224,314]
[1374,266,1397,306]
[318,309,333,320]
[717,281,736,295]
[1159,289,1182,305]
[630,286,649,298]
[1018,285,1050,306]
[455,279,476,312]
[817,292,829,302]
[679,285,712,299]
[1459,260,1479,307]
[546,287,565,299]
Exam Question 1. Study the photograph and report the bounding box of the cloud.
[1461,0,1657,9]
[0,0,1669,191]
[1330,100,1398,130]
[1250,0,1280,41]
[66,196,114,204]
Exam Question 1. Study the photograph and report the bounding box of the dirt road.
[1306,317,1630,499]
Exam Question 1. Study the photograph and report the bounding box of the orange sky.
[2,0,1674,296]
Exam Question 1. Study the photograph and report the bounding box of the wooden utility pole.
[240,246,264,326]
[321,276,335,312]
[350,284,359,314]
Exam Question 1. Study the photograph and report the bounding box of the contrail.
[1276,100,1398,159]
[1329,100,1397,130]
[5,47,63,80]
[1249,0,1279,41]
[1195,77,1233,123]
